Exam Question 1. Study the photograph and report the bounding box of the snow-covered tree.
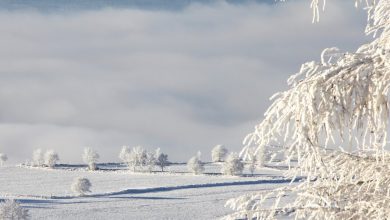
[145,151,156,172]
[156,148,169,172]
[211,145,228,162]
[245,147,264,176]
[226,1,390,219]
[187,152,205,175]
[44,150,59,168]
[222,153,244,176]
[130,146,147,171]
[119,146,147,172]
[71,177,92,196]
[32,148,44,167]
[0,199,30,220]
[0,154,8,166]
[119,146,131,164]
[247,154,257,176]
[82,147,99,171]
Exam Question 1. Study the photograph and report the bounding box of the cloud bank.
[0,0,368,163]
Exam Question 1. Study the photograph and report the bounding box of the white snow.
[0,163,290,220]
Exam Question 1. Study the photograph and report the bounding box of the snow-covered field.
[0,163,291,219]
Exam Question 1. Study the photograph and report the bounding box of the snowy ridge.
[54,177,301,199]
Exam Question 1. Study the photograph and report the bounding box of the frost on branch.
[227,0,390,219]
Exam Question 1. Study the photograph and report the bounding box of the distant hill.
[0,0,275,12]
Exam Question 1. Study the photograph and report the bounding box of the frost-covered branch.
[228,0,390,219]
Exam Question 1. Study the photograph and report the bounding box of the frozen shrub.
[32,149,44,167]
[0,154,7,166]
[44,150,59,168]
[211,145,228,162]
[0,199,29,220]
[82,148,99,170]
[187,152,204,175]
[71,177,92,196]
[222,153,244,176]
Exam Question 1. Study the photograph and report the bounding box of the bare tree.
[156,148,169,172]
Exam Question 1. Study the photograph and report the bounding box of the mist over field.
[0,0,368,163]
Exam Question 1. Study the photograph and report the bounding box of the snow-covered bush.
[156,148,169,172]
[82,147,99,170]
[226,1,390,219]
[211,145,228,162]
[44,150,59,168]
[187,152,204,175]
[0,199,29,220]
[222,153,244,176]
[71,177,92,196]
[0,154,7,166]
[32,149,44,167]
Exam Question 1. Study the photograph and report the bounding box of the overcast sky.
[0,0,369,163]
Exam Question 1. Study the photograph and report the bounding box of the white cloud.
[0,0,369,163]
